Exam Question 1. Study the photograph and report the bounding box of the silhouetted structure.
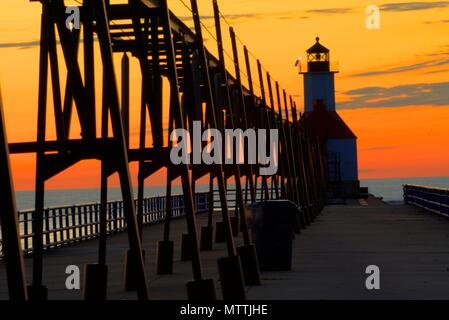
[300,38,359,195]
[0,0,327,300]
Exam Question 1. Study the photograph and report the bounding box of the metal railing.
[297,61,339,74]
[0,186,273,258]
[0,192,209,257]
[403,184,449,217]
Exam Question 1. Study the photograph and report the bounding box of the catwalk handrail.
[0,188,266,258]
[0,192,209,258]
[403,184,449,217]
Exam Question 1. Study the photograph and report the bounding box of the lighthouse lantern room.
[306,37,330,72]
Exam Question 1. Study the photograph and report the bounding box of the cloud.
[177,6,354,24]
[350,57,449,77]
[0,37,97,50]
[186,3,447,24]
[423,68,449,74]
[306,8,354,14]
[180,13,269,23]
[224,13,264,20]
[0,40,40,49]
[179,12,310,24]
[423,19,449,24]
[359,168,379,174]
[360,146,398,152]
[339,82,449,109]
[175,2,449,37]
[381,1,449,11]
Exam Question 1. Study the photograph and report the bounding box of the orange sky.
[1,0,449,190]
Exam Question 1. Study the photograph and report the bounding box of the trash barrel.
[250,200,299,271]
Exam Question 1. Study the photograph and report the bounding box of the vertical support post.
[150,16,164,148]
[228,26,256,204]
[121,53,130,147]
[0,87,28,300]
[159,0,216,300]
[210,11,260,286]
[99,68,109,266]
[83,10,108,293]
[84,0,96,139]
[99,166,107,266]
[213,0,260,284]
[274,83,292,200]
[243,45,259,200]
[137,76,147,237]
[211,3,251,247]
[93,0,148,300]
[292,101,312,225]
[189,0,236,258]
[28,3,49,300]
[265,72,281,199]
[256,60,270,200]
[157,95,176,273]
[282,89,300,204]
[189,0,246,300]
[83,68,109,301]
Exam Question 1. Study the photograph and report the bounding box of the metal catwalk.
[0,0,328,300]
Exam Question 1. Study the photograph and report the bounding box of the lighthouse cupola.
[301,37,338,113]
[307,37,330,72]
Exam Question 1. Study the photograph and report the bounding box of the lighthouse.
[299,37,360,195]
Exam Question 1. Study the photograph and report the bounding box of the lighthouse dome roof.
[307,37,330,54]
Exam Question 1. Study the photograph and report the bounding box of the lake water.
[14,184,210,211]
[360,176,449,203]
[13,176,449,211]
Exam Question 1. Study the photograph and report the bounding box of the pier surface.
[1,196,449,300]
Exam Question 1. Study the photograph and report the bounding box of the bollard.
[314,201,321,217]
[181,233,192,261]
[200,225,213,251]
[309,203,316,221]
[156,240,174,274]
[230,216,239,236]
[27,284,48,300]
[217,255,246,300]
[123,249,146,291]
[308,204,315,223]
[214,221,225,243]
[237,244,261,286]
[298,209,307,229]
[310,202,318,222]
[293,211,301,235]
[186,279,217,301]
[304,206,312,226]
[83,263,108,300]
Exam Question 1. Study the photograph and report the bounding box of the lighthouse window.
[308,53,328,62]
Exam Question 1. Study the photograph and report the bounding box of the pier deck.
[2,196,449,300]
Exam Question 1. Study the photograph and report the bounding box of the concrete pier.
[1,196,449,300]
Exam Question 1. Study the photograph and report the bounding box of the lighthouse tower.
[300,37,360,195]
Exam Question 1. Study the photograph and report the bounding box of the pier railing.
[0,192,209,258]
[0,187,271,258]
[403,184,449,217]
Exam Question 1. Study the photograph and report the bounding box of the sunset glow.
[1,0,448,190]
